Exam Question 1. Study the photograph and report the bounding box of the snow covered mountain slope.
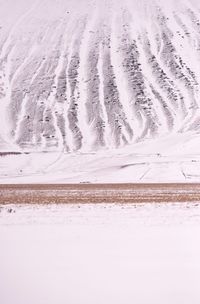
[1,0,200,153]
[1,0,200,182]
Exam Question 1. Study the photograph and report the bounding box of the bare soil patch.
[1,183,200,204]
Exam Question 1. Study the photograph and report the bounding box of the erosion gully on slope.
[1,0,200,152]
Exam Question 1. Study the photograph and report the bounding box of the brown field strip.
[1,184,200,204]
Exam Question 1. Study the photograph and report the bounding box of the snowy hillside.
[1,0,200,151]
[1,0,200,182]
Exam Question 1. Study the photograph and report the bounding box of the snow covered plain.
[1,0,200,182]
[1,202,200,304]
[1,132,200,183]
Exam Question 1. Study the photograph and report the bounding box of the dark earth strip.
[1,184,200,204]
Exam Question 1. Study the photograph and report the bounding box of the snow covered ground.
[1,0,200,153]
[1,0,200,181]
[1,132,200,183]
[1,202,200,304]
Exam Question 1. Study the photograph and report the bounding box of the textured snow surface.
[1,0,200,151]
[1,203,200,304]
[1,0,200,181]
